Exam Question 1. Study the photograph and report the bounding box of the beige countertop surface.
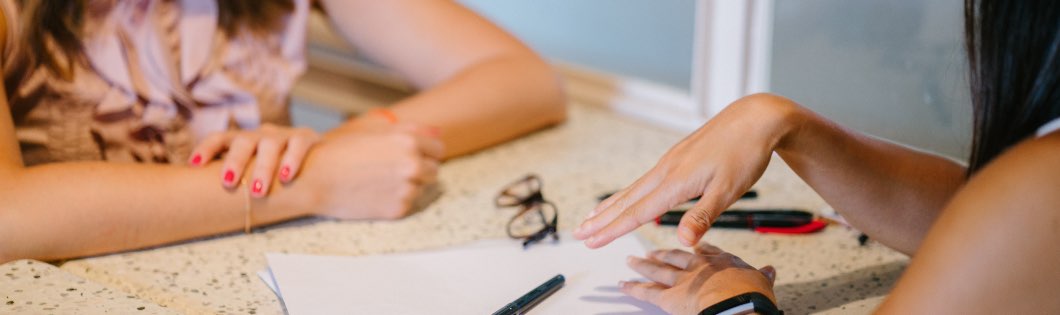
[0,259,175,314]
[2,104,907,314]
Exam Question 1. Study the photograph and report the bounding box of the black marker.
[597,190,758,202]
[493,274,565,315]
[657,209,814,228]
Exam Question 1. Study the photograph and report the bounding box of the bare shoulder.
[878,132,1060,314]
[977,131,1060,193]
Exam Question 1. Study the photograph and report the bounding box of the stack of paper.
[260,234,666,314]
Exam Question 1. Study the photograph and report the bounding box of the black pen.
[493,274,565,315]
[597,190,758,202]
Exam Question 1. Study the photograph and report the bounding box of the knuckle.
[203,132,225,143]
[389,133,416,150]
[260,124,278,132]
[258,137,282,150]
[230,136,255,148]
[688,209,715,228]
[296,127,319,139]
[397,157,420,177]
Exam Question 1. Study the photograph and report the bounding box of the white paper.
[265,234,665,314]
[257,269,279,295]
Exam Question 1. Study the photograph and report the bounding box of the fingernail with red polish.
[223,170,235,185]
[427,126,442,137]
[279,165,292,182]
[252,179,264,196]
[190,154,202,166]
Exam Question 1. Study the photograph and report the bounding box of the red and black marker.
[656,209,827,234]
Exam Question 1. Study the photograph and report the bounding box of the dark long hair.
[965,0,1060,173]
[20,0,294,79]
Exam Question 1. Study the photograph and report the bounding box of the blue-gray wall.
[460,0,697,91]
[770,0,971,159]
[459,0,971,159]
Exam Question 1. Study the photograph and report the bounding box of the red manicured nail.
[427,126,442,138]
[190,154,202,166]
[223,170,235,184]
[279,165,292,181]
[252,179,264,195]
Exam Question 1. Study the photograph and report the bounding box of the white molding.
[694,0,749,117]
[556,63,706,132]
[691,0,774,116]
[297,2,773,133]
[747,0,775,94]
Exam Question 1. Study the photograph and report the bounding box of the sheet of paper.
[265,234,665,314]
[258,269,279,295]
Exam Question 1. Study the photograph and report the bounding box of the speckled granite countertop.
[5,104,908,314]
[1,259,175,314]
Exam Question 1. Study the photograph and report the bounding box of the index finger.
[584,188,676,249]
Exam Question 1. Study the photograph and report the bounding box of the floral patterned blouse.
[2,0,309,165]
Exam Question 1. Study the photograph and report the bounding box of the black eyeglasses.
[495,174,559,248]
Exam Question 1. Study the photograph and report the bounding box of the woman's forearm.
[387,54,565,157]
[319,0,566,158]
[773,98,966,255]
[0,161,312,262]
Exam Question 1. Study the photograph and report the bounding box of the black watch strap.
[698,292,782,315]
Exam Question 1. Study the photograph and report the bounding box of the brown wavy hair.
[19,0,294,79]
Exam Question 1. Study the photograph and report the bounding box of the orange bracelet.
[371,108,399,124]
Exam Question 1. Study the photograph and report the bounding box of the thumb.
[759,265,777,284]
[676,192,725,246]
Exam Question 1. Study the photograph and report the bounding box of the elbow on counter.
[524,55,569,128]
[0,171,24,264]
[0,209,13,264]
[540,70,569,127]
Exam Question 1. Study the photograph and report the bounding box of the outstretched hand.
[574,94,801,247]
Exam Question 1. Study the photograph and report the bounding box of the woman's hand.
[296,122,444,219]
[574,94,805,248]
[622,243,777,315]
[189,124,322,198]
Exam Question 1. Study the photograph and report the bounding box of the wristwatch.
[698,292,782,315]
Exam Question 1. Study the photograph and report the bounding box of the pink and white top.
[2,0,309,165]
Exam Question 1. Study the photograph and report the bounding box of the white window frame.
[560,0,773,132]
[298,1,775,133]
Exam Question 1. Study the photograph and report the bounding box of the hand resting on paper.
[621,242,777,315]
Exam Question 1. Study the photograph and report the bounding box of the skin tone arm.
[575,94,966,255]
[0,97,442,263]
[191,0,567,195]
[622,132,1060,314]
[319,0,567,158]
[0,6,441,263]
[877,132,1060,314]
[0,86,299,262]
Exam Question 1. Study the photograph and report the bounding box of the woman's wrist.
[732,93,809,154]
[753,95,813,157]
[224,157,319,223]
